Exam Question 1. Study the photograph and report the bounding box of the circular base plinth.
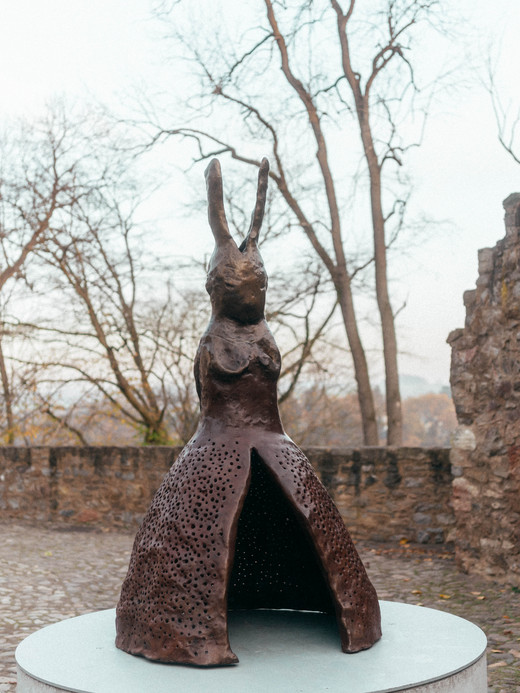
[16,601,487,693]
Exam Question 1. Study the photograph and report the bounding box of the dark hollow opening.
[227,450,335,613]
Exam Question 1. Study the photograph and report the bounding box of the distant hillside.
[399,374,450,399]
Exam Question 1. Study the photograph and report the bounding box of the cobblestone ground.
[0,523,519,692]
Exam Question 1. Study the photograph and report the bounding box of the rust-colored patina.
[115,158,381,666]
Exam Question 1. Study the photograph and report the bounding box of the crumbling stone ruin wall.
[0,445,453,544]
[448,193,520,587]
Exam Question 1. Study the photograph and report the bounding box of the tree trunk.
[332,1,403,445]
[143,420,171,445]
[336,275,379,445]
[351,92,402,445]
[0,334,14,444]
[367,158,403,445]
[264,0,379,445]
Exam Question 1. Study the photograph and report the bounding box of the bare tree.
[35,204,194,445]
[269,263,338,404]
[0,105,184,444]
[0,106,111,442]
[487,62,520,165]
[136,0,441,444]
[0,317,41,444]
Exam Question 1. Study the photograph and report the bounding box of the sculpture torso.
[195,317,283,433]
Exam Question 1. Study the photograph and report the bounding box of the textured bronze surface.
[115,158,381,666]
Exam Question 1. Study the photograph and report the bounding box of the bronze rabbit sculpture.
[115,158,381,666]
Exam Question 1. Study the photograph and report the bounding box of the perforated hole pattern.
[116,434,381,665]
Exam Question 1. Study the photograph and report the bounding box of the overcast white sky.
[0,0,519,388]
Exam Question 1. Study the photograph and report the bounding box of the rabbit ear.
[205,159,234,247]
[242,158,269,251]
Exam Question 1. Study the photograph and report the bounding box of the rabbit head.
[204,158,269,324]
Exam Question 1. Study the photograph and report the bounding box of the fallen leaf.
[470,591,481,596]
[491,649,503,653]
[509,650,520,658]
[43,551,53,557]
[488,661,508,669]
[438,594,451,600]
[412,590,422,595]
[477,595,486,600]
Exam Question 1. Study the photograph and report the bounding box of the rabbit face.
[204,157,270,324]
[206,250,267,324]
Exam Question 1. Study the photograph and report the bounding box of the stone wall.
[307,447,453,544]
[0,447,178,526]
[448,193,520,587]
[0,445,453,544]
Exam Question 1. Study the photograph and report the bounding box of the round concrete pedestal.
[16,601,487,692]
